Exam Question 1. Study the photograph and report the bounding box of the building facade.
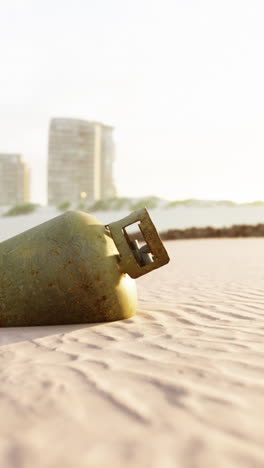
[48,118,116,205]
[0,154,30,205]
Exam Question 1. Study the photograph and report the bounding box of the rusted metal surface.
[0,211,137,326]
[0,209,169,327]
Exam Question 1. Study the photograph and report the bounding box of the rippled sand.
[0,238,264,468]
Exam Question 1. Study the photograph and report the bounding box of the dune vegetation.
[3,203,39,217]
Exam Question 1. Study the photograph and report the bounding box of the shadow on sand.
[0,322,103,347]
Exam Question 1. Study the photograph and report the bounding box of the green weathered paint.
[0,210,137,326]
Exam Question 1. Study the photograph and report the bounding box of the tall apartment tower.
[48,118,116,205]
[0,154,30,205]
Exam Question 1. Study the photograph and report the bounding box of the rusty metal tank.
[0,208,169,326]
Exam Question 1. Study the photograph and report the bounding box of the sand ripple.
[0,238,264,467]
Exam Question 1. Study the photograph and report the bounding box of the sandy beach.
[0,236,264,467]
[2,0,264,465]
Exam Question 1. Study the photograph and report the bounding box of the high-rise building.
[48,118,116,205]
[0,154,30,205]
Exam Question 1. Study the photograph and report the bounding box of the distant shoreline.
[130,223,264,241]
[158,223,264,240]
[1,205,264,243]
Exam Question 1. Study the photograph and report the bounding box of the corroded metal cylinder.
[0,209,169,327]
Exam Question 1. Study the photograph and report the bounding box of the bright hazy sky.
[0,0,264,203]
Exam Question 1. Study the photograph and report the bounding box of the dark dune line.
[130,224,264,241]
[161,224,264,240]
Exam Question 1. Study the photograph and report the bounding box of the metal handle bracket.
[107,208,170,278]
